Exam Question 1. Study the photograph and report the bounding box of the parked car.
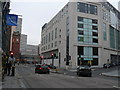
[35,65,50,74]
[77,65,92,77]
[103,63,112,68]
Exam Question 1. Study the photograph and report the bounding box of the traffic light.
[51,53,54,58]
[10,52,14,58]
[40,56,44,60]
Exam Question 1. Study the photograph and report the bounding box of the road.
[15,64,119,88]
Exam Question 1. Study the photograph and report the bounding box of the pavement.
[101,70,120,78]
[1,65,120,89]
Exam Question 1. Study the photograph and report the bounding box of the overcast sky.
[10,0,120,45]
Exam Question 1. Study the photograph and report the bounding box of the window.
[93,47,98,55]
[44,37,45,45]
[59,41,61,44]
[78,23,84,28]
[51,43,53,48]
[102,23,107,40]
[77,2,86,13]
[78,30,84,35]
[78,37,84,42]
[92,26,98,30]
[59,35,61,38]
[49,33,50,42]
[78,46,84,55]
[46,35,48,43]
[55,41,57,47]
[92,32,98,36]
[16,39,19,42]
[52,31,54,40]
[90,5,97,15]
[78,16,83,22]
[59,29,61,32]
[93,38,98,43]
[48,44,50,49]
[77,2,97,15]
[55,28,57,39]
[92,58,98,65]
[92,19,98,24]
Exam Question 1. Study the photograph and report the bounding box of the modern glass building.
[41,1,120,68]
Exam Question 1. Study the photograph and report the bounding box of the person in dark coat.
[7,61,12,76]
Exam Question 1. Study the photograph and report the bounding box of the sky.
[10,0,120,45]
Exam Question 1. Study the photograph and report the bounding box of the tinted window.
[92,19,98,24]
[78,23,84,28]
[78,30,84,35]
[92,32,98,36]
[93,47,98,55]
[92,26,98,30]
[78,16,83,22]
[93,38,98,43]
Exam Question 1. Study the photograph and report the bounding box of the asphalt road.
[15,64,119,88]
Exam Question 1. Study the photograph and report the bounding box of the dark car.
[77,65,92,77]
[103,63,111,68]
[35,65,50,74]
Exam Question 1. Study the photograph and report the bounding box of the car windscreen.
[41,66,48,68]
[79,66,90,69]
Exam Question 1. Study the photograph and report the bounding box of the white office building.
[41,1,120,68]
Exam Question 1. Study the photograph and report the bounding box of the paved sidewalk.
[101,70,120,78]
[2,75,21,88]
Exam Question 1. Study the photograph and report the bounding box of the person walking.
[7,61,12,76]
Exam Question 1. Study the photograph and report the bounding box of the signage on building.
[6,14,18,26]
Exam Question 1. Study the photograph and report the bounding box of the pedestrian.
[88,63,91,67]
[7,61,12,76]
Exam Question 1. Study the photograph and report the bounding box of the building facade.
[20,34,39,61]
[1,1,11,54]
[12,32,21,59]
[41,1,120,68]
[20,34,27,55]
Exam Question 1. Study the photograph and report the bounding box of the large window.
[110,26,115,48]
[93,38,98,43]
[77,2,97,15]
[52,31,54,40]
[78,23,84,28]
[77,16,98,44]
[102,23,107,40]
[55,28,57,39]
[77,46,98,65]
[49,33,50,42]
[78,36,84,42]
[78,30,84,35]
[78,16,83,22]
[78,46,84,56]
[92,26,98,30]
[92,32,98,36]
[93,47,98,55]
[92,19,98,24]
